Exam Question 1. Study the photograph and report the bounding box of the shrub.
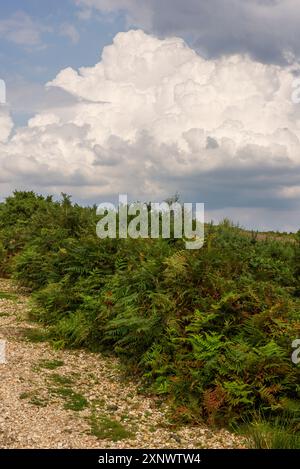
[0,191,300,430]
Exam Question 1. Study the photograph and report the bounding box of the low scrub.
[1,191,300,438]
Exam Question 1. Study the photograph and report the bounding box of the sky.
[1,0,300,231]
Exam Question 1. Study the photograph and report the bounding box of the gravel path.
[0,278,245,449]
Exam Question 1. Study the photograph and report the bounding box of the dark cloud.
[77,0,300,64]
[150,0,296,64]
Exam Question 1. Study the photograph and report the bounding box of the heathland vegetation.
[0,191,300,447]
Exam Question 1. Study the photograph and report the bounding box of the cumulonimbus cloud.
[1,29,300,229]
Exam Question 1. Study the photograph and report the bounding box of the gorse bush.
[1,191,300,436]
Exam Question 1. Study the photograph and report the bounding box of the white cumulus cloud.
[0,29,300,229]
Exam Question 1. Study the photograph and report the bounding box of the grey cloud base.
[76,0,300,65]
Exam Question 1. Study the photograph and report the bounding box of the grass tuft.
[50,386,89,411]
[37,359,64,370]
[89,412,134,441]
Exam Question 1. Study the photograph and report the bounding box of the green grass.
[240,414,300,449]
[48,373,75,386]
[246,422,300,449]
[29,396,49,407]
[19,391,48,407]
[23,328,50,343]
[20,379,86,411]
[90,398,105,408]
[37,359,64,370]
[19,392,32,400]
[89,412,134,441]
[0,291,18,301]
[50,386,89,411]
